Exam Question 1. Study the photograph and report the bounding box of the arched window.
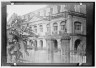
[40,25,43,32]
[74,21,81,30]
[53,23,58,31]
[60,21,66,31]
[46,24,50,32]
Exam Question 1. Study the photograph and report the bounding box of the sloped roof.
[29,16,43,22]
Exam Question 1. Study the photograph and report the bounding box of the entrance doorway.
[74,39,81,50]
[53,39,58,49]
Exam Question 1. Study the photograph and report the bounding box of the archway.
[40,40,43,48]
[74,39,81,50]
[53,39,58,49]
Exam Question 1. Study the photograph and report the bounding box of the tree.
[7,14,38,63]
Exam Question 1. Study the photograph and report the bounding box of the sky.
[7,5,47,21]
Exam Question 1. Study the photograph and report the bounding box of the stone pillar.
[66,15,73,33]
[70,37,74,51]
[50,22,53,35]
[43,24,47,35]
[57,39,61,49]
[58,21,60,34]
[37,24,39,34]
[43,39,47,49]
[37,39,40,48]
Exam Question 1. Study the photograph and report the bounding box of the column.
[43,39,47,49]
[57,39,61,49]
[37,24,39,34]
[58,21,60,34]
[50,22,53,35]
[37,39,40,48]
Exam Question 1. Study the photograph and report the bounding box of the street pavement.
[20,49,86,63]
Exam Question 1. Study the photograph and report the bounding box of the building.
[8,4,86,56]
[20,4,86,54]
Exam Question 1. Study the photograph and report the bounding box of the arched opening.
[34,40,37,47]
[40,40,43,48]
[53,39,58,49]
[60,21,67,32]
[74,39,81,50]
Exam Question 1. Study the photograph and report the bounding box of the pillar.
[37,24,39,34]
[43,39,47,49]
[50,22,53,35]
[37,39,40,48]
[57,39,61,49]
[58,21,60,34]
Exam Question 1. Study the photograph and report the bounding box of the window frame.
[34,25,37,33]
[74,21,81,31]
[53,22,58,31]
[60,21,67,31]
[46,24,50,32]
[40,25,43,32]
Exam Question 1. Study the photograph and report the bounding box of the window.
[50,7,53,14]
[60,21,67,32]
[53,23,58,31]
[34,26,37,33]
[57,5,61,13]
[46,24,50,32]
[40,25,43,32]
[74,21,81,30]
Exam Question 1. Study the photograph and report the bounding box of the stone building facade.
[20,4,86,55]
